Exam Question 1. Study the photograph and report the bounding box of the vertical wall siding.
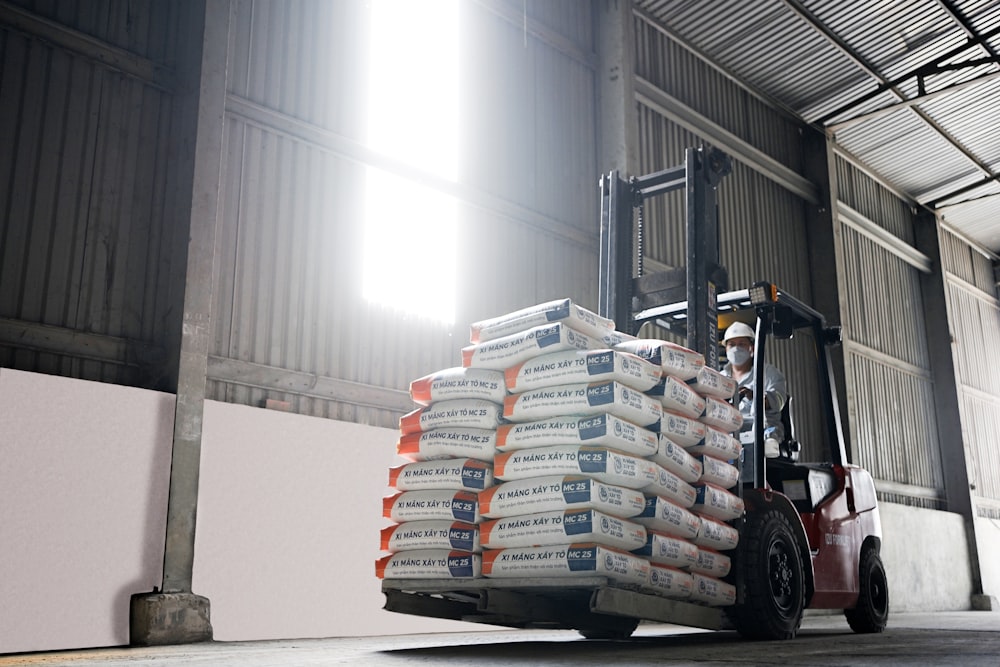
[208,0,600,425]
[942,228,1000,516]
[632,21,829,460]
[836,159,944,506]
[0,5,181,388]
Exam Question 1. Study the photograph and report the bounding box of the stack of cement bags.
[378,298,744,607]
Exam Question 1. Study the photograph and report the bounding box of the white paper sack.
[645,563,694,599]
[409,367,507,406]
[660,411,708,447]
[633,495,701,540]
[470,298,615,344]
[482,543,649,586]
[479,475,646,519]
[396,428,498,462]
[615,339,705,381]
[480,509,647,551]
[686,426,741,460]
[691,547,732,577]
[692,484,745,521]
[495,413,658,458]
[494,445,659,490]
[633,531,698,568]
[643,463,698,508]
[651,436,703,484]
[380,520,480,553]
[503,381,662,430]
[694,516,740,551]
[595,329,638,347]
[505,349,661,394]
[376,549,480,579]
[687,367,737,400]
[690,573,737,606]
[648,375,707,420]
[698,455,740,489]
[383,490,481,524]
[699,396,743,433]
[399,399,503,436]
[463,323,602,371]
[388,459,494,492]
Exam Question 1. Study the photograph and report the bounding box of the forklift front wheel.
[845,547,889,633]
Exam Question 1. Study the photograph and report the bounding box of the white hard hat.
[723,321,755,342]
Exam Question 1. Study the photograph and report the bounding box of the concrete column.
[913,211,996,611]
[130,0,231,645]
[596,0,639,176]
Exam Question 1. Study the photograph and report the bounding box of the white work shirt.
[722,362,787,442]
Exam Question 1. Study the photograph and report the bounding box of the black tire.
[578,619,639,640]
[845,548,889,633]
[728,509,806,640]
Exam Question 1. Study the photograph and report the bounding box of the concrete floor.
[3,611,999,667]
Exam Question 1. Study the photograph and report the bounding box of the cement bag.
[463,322,601,370]
[503,381,662,431]
[470,298,614,344]
[699,396,742,433]
[396,428,497,462]
[615,339,705,381]
[388,459,494,492]
[479,475,645,520]
[643,463,698,508]
[645,563,694,599]
[690,547,731,578]
[691,483,745,521]
[689,573,736,606]
[632,494,701,540]
[380,520,480,553]
[648,375,706,420]
[651,435,703,484]
[595,329,638,347]
[480,509,647,552]
[495,413,658,458]
[383,490,480,524]
[494,445,659,490]
[660,411,708,447]
[686,367,737,400]
[698,455,740,489]
[686,426,741,460]
[375,549,480,579]
[409,367,506,406]
[505,349,661,394]
[694,516,739,551]
[632,530,698,569]
[399,399,503,436]
[482,543,649,586]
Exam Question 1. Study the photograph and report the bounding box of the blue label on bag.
[586,351,614,375]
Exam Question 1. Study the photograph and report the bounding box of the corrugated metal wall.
[940,230,1000,518]
[207,0,600,427]
[835,155,945,508]
[0,0,186,389]
[632,13,827,460]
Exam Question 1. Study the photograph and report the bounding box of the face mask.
[727,347,751,367]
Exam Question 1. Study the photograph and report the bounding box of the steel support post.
[130,0,230,646]
[598,171,635,331]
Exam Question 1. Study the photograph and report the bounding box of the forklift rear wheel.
[728,509,805,640]
[845,547,888,633]
[577,619,639,640]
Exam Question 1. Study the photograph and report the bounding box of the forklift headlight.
[749,281,777,305]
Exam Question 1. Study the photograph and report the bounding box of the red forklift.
[381,147,888,640]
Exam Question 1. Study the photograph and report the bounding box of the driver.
[721,321,787,457]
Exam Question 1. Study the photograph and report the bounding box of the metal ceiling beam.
[781,0,998,185]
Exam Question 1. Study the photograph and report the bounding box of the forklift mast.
[598,146,733,369]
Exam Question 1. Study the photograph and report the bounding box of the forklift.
[381,147,889,640]
[598,146,888,639]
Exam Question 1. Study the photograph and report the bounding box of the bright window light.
[363,0,459,324]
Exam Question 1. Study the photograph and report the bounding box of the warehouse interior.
[1,0,999,656]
